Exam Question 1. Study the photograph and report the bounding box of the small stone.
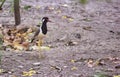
[18,65,24,68]
[74,33,81,39]
[0,8,2,10]
[8,71,12,74]
[83,26,92,30]
[117,31,120,35]
[48,44,52,47]
[63,66,68,68]
[58,35,67,41]
[109,30,115,33]
[17,54,23,56]
[50,65,62,72]
[5,48,12,51]
[66,41,78,46]
[62,4,68,7]
[104,68,114,72]
[33,62,41,66]
[115,65,120,69]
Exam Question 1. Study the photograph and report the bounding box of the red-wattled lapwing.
[31,17,51,46]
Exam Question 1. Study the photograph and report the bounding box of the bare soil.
[0,0,120,77]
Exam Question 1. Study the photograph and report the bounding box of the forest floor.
[0,0,120,77]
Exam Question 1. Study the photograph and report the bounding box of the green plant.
[24,5,32,10]
[94,72,110,77]
[9,0,14,12]
[0,0,6,10]
[79,0,88,4]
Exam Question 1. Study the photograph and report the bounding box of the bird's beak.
[48,19,52,22]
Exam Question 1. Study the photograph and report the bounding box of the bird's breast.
[38,33,46,39]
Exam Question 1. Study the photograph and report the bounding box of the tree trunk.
[14,0,21,26]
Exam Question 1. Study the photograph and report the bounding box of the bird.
[31,17,51,46]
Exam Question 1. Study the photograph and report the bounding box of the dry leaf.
[13,43,24,50]
[87,59,94,67]
[71,66,78,70]
[83,26,92,31]
[56,10,62,13]
[48,6,54,10]
[62,16,67,19]
[70,59,75,63]
[40,46,50,50]
[69,18,74,21]
[22,69,36,76]
[35,5,41,9]
[22,42,29,49]
[0,25,51,51]
[30,45,39,50]
[0,69,4,74]
[13,42,29,51]
[94,59,105,66]
[30,45,50,51]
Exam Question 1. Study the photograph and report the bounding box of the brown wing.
[31,29,40,43]
[17,27,29,34]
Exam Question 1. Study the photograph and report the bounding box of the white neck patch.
[39,26,43,34]
[42,19,45,22]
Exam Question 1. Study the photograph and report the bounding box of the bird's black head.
[42,17,51,22]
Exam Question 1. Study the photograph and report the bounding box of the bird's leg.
[37,39,43,47]
[37,39,45,59]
